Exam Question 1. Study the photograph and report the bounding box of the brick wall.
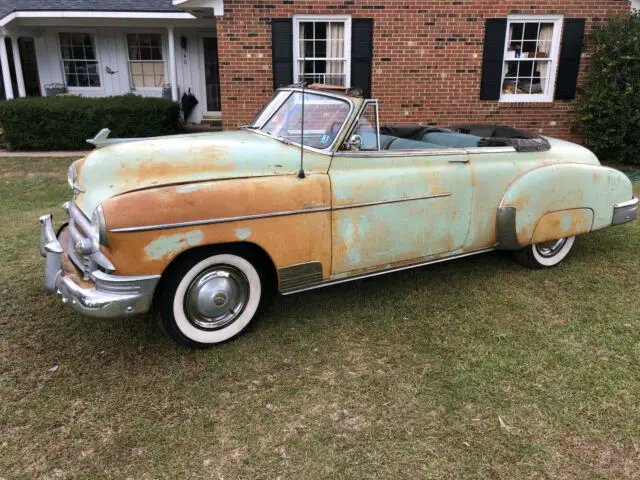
[217,0,630,142]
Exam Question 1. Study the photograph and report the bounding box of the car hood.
[75,130,330,215]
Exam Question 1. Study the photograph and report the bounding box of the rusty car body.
[39,85,638,347]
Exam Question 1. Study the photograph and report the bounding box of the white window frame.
[500,14,563,103]
[293,14,352,88]
[125,32,167,91]
[57,30,102,90]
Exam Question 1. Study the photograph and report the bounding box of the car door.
[329,102,473,276]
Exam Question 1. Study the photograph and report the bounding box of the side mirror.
[346,134,362,151]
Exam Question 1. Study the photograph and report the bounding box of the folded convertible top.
[380,124,551,153]
[449,124,551,152]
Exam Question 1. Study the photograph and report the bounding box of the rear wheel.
[514,236,576,269]
[154,252,263,348]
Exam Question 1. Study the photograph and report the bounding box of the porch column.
[11,37,26,98]
[0,36,14,100]
[167,27,178,102]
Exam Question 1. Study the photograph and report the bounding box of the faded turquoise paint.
[329,153,473,275]
[235,228,252,240]
[464,137,602,250]
[145,230,204,260]
[75,130,333,216]
[499,163,633,246]
[560,212,574,231]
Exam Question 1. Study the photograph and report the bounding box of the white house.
[0,1,224,124]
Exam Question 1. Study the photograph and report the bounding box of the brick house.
[0,0,635,141]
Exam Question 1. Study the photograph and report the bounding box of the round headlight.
[67,163,77,189]
[91,204,109,247]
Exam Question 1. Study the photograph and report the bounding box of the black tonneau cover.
[380,124,551,152]
[450,124,551,152]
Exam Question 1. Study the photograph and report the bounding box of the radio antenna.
[298,54,306,179]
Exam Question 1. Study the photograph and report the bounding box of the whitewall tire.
[515,236,576,269]
[155,252,263,348]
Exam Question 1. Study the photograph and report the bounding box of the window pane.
[524,22,540,40]
[131,74,143,87]
[302,22,313,40]
[355,103,379,150]
[142,63,155,75]
[315,22,327,40]
[130,62,143,75]
[86,45,96,60]
[510,23,524,41]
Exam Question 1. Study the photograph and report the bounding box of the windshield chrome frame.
[245,88,355,154]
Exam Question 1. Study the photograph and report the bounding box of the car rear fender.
[496,163,632,249]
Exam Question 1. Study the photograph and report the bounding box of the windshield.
[252,91,351,149]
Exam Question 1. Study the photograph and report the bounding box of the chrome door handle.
[449,158,469,163]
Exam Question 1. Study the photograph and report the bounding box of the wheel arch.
[155,241,278,295]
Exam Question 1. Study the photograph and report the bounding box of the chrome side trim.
[280,247,496,295]
[464,147,516,154]
[333,193,451,211]
[110,194,453,233]
[334,149,466,158]
[333,146,516,158]
[110,206,333,233]
[278,262,324,291]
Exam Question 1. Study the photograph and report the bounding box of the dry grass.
[1,156,639,479]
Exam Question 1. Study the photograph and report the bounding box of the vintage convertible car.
[39,85,638,347]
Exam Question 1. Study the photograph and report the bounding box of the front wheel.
[154,252,263,348]
[514,236,576,269]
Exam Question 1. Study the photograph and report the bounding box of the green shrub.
[576,12,640,165]
[0,95,182,151]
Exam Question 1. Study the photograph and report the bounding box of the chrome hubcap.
[185,266,249,330]
[534,238,567,258]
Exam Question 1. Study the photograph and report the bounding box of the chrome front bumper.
[39,214,161,318]
[612,197,638,226]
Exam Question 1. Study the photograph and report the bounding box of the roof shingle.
[0,0,182,20]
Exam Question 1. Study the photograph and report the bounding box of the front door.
[329,102,473,276]
[202,37,221,114]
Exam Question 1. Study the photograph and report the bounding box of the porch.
[0,6,223,124]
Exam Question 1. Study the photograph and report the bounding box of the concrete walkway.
[0,150,91,157]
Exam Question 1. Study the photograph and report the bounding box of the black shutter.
[479,19,507,100]
[351,18,374,98]
[554,18,586,100]
[271,18,293,90]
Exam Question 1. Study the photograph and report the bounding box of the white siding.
[27,25,216,123]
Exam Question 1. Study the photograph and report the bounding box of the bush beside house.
[577,12,640,165]
[0,95,182,151]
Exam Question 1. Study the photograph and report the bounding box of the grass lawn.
[1,156,639,479]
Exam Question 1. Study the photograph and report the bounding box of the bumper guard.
[39,214,160,318]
